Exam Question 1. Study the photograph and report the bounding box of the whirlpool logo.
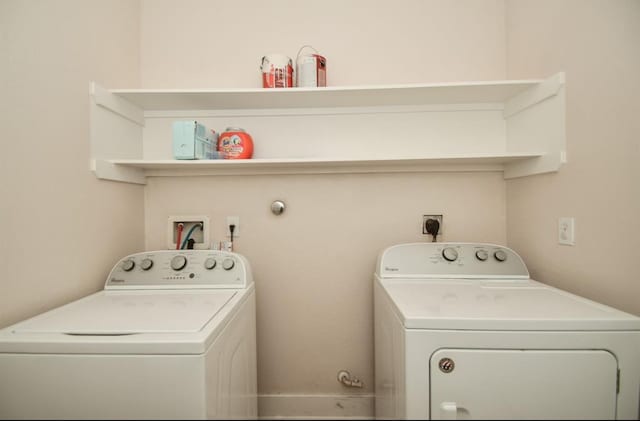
[385,266,399,272]
[110,278,125,283]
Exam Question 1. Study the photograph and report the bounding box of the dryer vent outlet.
[168,216,210,250]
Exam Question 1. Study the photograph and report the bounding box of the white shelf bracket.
[503,72,565,119]
[503,72,566,179]
[90,82,146,184]
[90,82,144,126]
[93,160,146,185]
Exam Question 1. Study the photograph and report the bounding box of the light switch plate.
[558,217,575,246]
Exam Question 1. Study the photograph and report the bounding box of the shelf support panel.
[503,72,566,179]
[90,82,146,184]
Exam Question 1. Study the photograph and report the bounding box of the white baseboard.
[258,393,375,419]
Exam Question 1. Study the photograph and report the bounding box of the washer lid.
[381,279,640,331]
[11,290,237,335]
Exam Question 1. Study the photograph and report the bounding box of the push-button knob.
[141,258,154,271]
[204,258,217,270]
[442,247,458,262]
[494,250,508,262]
[475,250,489,261]
[121,259,135,272]
[222,258,235,271]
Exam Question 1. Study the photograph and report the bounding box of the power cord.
[425,218,440,243]
[229,224,236,243]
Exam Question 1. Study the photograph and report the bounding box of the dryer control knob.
[494,250,508,262]
[475,250,489,261]
[141,258,154,271]
[121,259,135,272]
[171,255,187,271]
[204,258,217,270]
[222,258,235,271]
[442,247,459,262]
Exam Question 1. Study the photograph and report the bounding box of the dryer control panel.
[376,242,529,279]
[105,250,253,289]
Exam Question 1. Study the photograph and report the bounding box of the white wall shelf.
[89,73,565,184]
[110,81,539,110]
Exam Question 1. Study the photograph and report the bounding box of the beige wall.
[11,1,635,416]
[140,0,508,404]
[141,0,506,87]
[0,0,144,327]
[144,173,507,396]
[505,1,640,315]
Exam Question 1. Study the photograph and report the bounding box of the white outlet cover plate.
[558,217,575,246]
[422,215,443,236]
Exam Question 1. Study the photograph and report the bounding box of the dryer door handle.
[440,402,458,420]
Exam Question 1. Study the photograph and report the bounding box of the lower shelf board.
[94,153,546,184]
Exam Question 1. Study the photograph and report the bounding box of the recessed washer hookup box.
[172,120,218,160]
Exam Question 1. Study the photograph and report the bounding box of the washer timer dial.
[170,255,187,271]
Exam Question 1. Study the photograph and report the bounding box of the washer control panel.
[105,250,252,289]
[377,243,529,279]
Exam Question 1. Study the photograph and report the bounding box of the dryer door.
[430,349,617,420]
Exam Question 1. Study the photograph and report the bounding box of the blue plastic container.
[172,121,218,160]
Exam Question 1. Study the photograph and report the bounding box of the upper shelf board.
[110,153,542,170]
[110,80,543,111]
[96,153,544,184]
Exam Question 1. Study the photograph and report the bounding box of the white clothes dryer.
[374,242,640,420]
[0,250,257,420]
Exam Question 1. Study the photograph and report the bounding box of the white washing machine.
[374,242,640,420]
[0,250,257,420]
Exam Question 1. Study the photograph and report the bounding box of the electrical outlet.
[167,215,210,250]
[226,216,240,238]
[558,217,575,246]
[422,214,443,237]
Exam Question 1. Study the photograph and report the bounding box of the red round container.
[218,128,254,159]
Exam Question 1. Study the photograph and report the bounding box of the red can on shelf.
[217,128,254,159]
[260,54,293,88]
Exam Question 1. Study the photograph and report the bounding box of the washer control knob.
[494,250,508,262]
[171,255,187,271]
[141,258,154,271]
[222,258,235,271]
[204,258,217,270]
[475,250,489,261]
[121,259,135,272]
[442,247,459,262]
